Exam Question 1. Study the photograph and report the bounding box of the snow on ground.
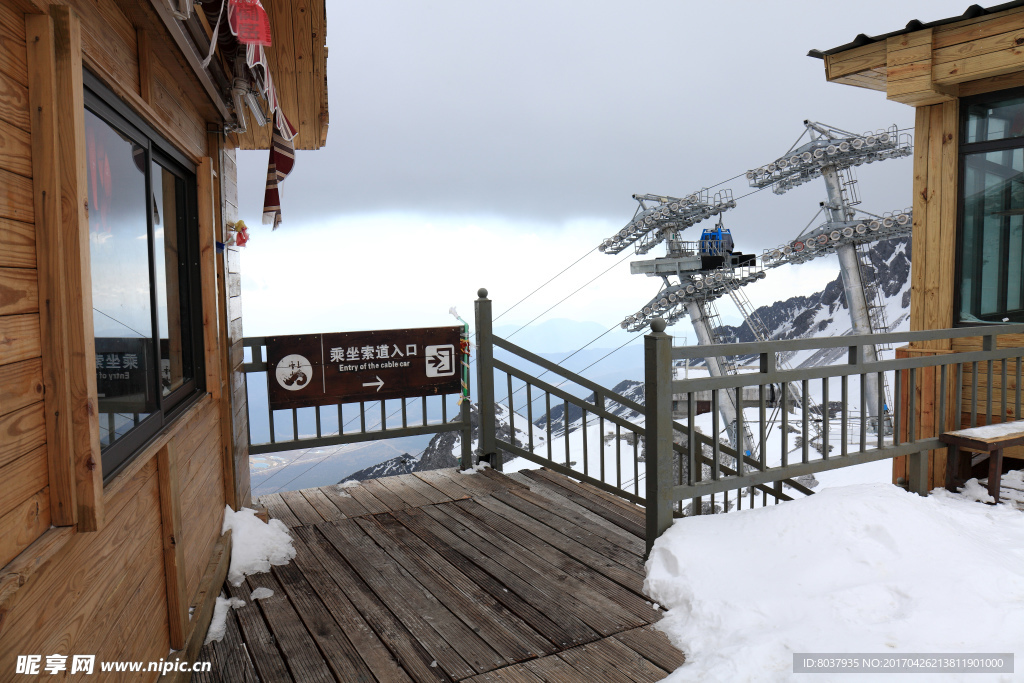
[204,596,245,645]
[645,483,1024,683]
[221,506,297,586]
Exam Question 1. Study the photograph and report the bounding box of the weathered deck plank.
[319,484,371,517]
[502,475,644,555]
[287,530,414,683]
[293,525,447,682]
[257,492,302,528]
[356,513,553,663]
[245,571,336,683]
[218,469,684,683]
[299,487,348,522]
[279,489,326,525]
[424,504,627,637]
[412,469,476,500]
[318,519,490,678]
[339,480,392,514]
[519,469,646,538]
[225,580,295,682]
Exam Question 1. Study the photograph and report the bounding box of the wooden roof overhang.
[230,0,329,151]
[811,2,1024,105]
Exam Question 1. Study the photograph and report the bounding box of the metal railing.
[473,290,811,510]
[241,338,471,468]
[645,320,1024,553]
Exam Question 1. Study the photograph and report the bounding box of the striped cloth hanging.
[262,119,295,229]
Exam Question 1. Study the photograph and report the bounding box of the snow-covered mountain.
[534,379,645,439]
[714,236,911,358]
[338,402,535,482]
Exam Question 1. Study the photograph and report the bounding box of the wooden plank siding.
[0,0,248,676]
[234,0,329,151]
[823,6,1024,103]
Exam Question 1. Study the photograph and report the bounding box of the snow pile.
[204,596,245,645]
[958,478,996,504]
[645,484,1024,683]
[221,506,296,586]
[460,460,491,475]
[250,587,274,600]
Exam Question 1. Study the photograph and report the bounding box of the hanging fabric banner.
[263,119,295,229]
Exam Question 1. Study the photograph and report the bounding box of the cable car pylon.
[603,120,913,458]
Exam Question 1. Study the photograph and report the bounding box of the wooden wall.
[0,0,51,573]
[896,78,1024,487]
[0,0,244,678]
[221,148,252,509]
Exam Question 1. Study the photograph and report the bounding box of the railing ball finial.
[477,288,489,299]
[651,317,667,333]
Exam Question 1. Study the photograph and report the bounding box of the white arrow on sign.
[362,376,384,392]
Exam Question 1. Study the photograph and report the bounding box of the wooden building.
[813,1,1024,488]
[0,0,328,677]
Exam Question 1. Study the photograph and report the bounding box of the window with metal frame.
[83,71,205,481]
[958,88,1024,324]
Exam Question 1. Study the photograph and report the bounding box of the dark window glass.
[966,95,1024,144]
[960,150,1024,322]
[86,109,158,448]
[84,73,204,481]
[153,162,195,396]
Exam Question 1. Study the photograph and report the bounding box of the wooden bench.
[941,421,1024,504]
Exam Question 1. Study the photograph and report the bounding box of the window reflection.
[152,163,194,396]
[86,109,156,451]
[966,95,1024,144]
[960,148,1024,322]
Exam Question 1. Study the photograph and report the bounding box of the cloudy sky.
[236,0,971,343]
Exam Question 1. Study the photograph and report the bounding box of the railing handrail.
[495,332,767,472]
[672,345,1024,393]
[670,322,1024,359]
[493,335,646,415]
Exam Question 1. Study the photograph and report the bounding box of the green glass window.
[959,90,1024,324]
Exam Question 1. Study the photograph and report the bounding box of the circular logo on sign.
[276,354,312,391]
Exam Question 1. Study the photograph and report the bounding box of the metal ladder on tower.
[725,283,826,449]
[701,298,738,373]
[850,241,896,425]
[700,298,758,466]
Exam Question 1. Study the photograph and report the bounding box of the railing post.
[460,398,472,471]
[645,318,673,558]
[907,451,930,496]
[475,288,500,470]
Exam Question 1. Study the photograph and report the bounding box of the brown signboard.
[266,326,463,410]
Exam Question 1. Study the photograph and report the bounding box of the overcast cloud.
[236,0,974,336]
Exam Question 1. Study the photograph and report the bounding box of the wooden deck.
[194,467,685,682]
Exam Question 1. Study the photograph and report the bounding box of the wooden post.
[26,12,77,527]
[197,157,222,402]
[51,5,103,531]
[474,289,497,470]
[645,318,673,558]
[157,444,187,649]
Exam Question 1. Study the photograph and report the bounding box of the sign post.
[265,326,464,411]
